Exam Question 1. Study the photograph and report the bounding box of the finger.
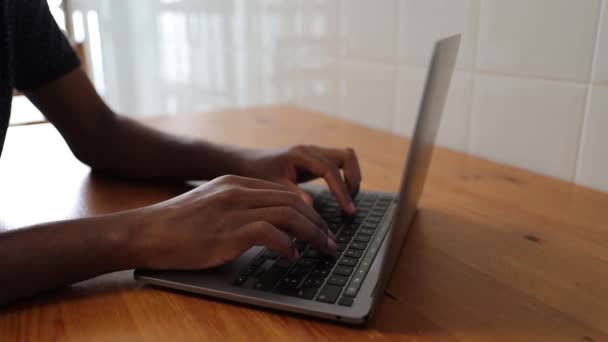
[293,150,356,214]
[234,221,298,261]
[321,147,362,197]
[231,188,332,237]
[247,207,336,255]
[279,183,335,240]
[211,174,291,192]
[284,181,314,206]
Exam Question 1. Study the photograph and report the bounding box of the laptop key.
[340,228,356,236]
[345,249,363,258]
[262,249,278,259]
[303,249,321,259]
[252,267,265,278]
[317,285,342,304]
[303,276,325,288]
[328,223,341,233]
[350,242,367,250]
[336,243,347,252]
[354,234,371,243]
[311,268,330,278]
[288,265,309,277]
[275,258,294,269]
[333,265,354,277]
[338,297,354,307]
[362,222,377,229]
[286,274,304,287]
[296,287,319,300]
[295,258,317,268]
[336,235,352,244]
[252,256,265,267]
[327,275,348,287]
[343,284,360,297]
[233,275,248,286]
[318,257,337,270]
[367,217,381,224]
[254,266,287,291]
[241,267,255,276]
[339,257,358,267]
[359,228,375,235]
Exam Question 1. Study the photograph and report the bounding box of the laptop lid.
[372,34,461,297]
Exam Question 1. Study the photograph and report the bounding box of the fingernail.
[349,202,357,213]
[329,230,336,240]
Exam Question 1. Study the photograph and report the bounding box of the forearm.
[25,69,249,181]
[0,211,139,305]
[80,114,249,181]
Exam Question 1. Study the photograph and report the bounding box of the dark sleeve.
[13,0,81,91]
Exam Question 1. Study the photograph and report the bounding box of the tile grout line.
[466,0,483,155]
[337,58,594,87]
[391,0,403,135]
[337,0,345,120]
[572,0,605,185]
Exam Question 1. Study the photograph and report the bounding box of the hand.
[131,175,336,270]
[236,145,362,214]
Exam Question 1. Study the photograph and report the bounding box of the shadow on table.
[366,207,603,341]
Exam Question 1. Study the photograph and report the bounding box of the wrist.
[203,143,256,178]
[103,209,150,270]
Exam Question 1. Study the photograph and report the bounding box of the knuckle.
[288,145,304,154]
[251,221,274,239]
[215,186,243,203]
[222,175,241,184]
[324,163,341,179]
[218,174,241,184]
[345,147,357,159]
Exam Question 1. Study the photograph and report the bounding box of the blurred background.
[12,0,608,192]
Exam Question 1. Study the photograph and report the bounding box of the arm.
[0,211,136,304]
[25,69,246,181]
[4,62,362,305]
[0,176,336,305]
[25,68,362,212]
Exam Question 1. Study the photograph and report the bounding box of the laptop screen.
[373,34,461,297]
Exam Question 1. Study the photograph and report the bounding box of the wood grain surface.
[0,106,607,341]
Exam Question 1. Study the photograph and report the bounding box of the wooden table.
[1,106,607,341]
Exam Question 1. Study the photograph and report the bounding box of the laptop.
[135,34,461,325]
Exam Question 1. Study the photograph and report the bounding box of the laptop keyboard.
[233,191,394,307]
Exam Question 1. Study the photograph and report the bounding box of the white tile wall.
[338,61,397,131]
[594,0,608,84]
[394,67,472,151]
[397,0,479,71]
[294,57,340,117]
[470,75,587,181]
[477,0,601,82]
[576,86,608,192]
[339,0,398,63]
[297,0,340,58]
[53,0,608,192]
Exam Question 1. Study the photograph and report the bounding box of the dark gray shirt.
[0,0,80,156]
